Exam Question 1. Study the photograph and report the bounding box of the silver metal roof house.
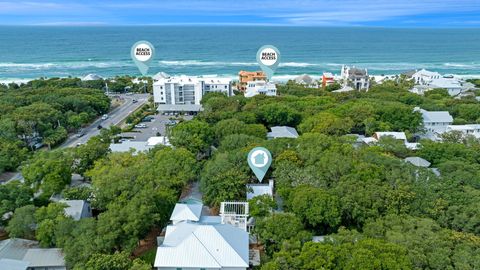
[170,203,203,225]
[155,201,250,270]
[59,199,92,221]
[0,239,66,270]
[81,74,103,81]
[405,157,431,168]
[267,126,299,139]
[154,222,249,270]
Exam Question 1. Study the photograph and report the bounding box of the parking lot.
[119,112,193,141]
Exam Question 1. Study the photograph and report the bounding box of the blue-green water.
[0,26,479,81]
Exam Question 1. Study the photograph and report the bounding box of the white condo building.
[153,75,232,111]
[244,80,277,98]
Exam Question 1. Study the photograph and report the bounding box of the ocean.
[0,26,479,82]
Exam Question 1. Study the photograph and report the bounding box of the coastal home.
[405,157,431,168]
[322,72,335,87]
[0,239,66,270]
[340,65,369,91]
[59,199,92,221]
[446,124,480,138]
[153,75,232,112]
[294,74,317,88]
[238,71,266,91]
[411,69,441,85]
[154,201,250,270]
[81,74,102,81]
[267,126,299,139]
[428,78,463,96]
[244,80,277,98]
[246,180,274,200]
[414,107,453,140]
[109,136,170,154]
[169,203,203,225]
[367,132,420,150]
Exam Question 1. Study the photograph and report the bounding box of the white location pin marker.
[131,41,155,76]
[256,45,281,80]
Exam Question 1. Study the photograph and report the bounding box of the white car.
[102,114,109,120]
[134,123,147,128]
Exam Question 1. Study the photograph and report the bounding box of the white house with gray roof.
[414,107,453,140]
[155,201,249,270]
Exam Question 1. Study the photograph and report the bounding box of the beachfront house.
[153,75,232,112]
[244,80,277,98]
[294,74,318,88]
[414,107,453,140]
[411,69,441,85]
[340,65,369,91]
[154,202,250,270]
[0,238,66,270]
[267,126,299,139]
[238,71,266,91]
[322,72,335,87]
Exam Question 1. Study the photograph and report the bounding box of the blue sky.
[0,0,479,27]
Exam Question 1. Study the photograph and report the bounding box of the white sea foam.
[0,61,133,71]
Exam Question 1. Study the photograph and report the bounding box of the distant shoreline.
[2,73,480,86]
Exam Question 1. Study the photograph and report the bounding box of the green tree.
[169,120,213,155]
[22,150,73,197]
[290,185,341,233]
[255,213,306,255]
[0,181,32,223]
[299,112,353,135]
[6,205,36,239]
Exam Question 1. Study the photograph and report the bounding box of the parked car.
[141,116,154,122]
[76,129,85,138]
[134,123,147,128]
[97,125,103,130]
[101,114,109,120]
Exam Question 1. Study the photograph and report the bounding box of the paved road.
[61,93,149,148]
[1,93,150,183]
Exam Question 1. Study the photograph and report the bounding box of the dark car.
[97,125,103,130]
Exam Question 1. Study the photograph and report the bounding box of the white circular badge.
[259,48,278,66]
[250,150,269,168]
[134,43,153,62]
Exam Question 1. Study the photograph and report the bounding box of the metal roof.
[374,132,407,141]
[170,203,203,223]
[23,248,65,267]
[155,222,249,268]
[0,239,37,261]
[405,157,431,168]
[0,258,29,270]
[0,239,65,269]
[246,184,273,200]
[109,141,154,154]
[417,108,453,123]
[267,126,299,139]
[157,104,203,112]
[59,200,89,221]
